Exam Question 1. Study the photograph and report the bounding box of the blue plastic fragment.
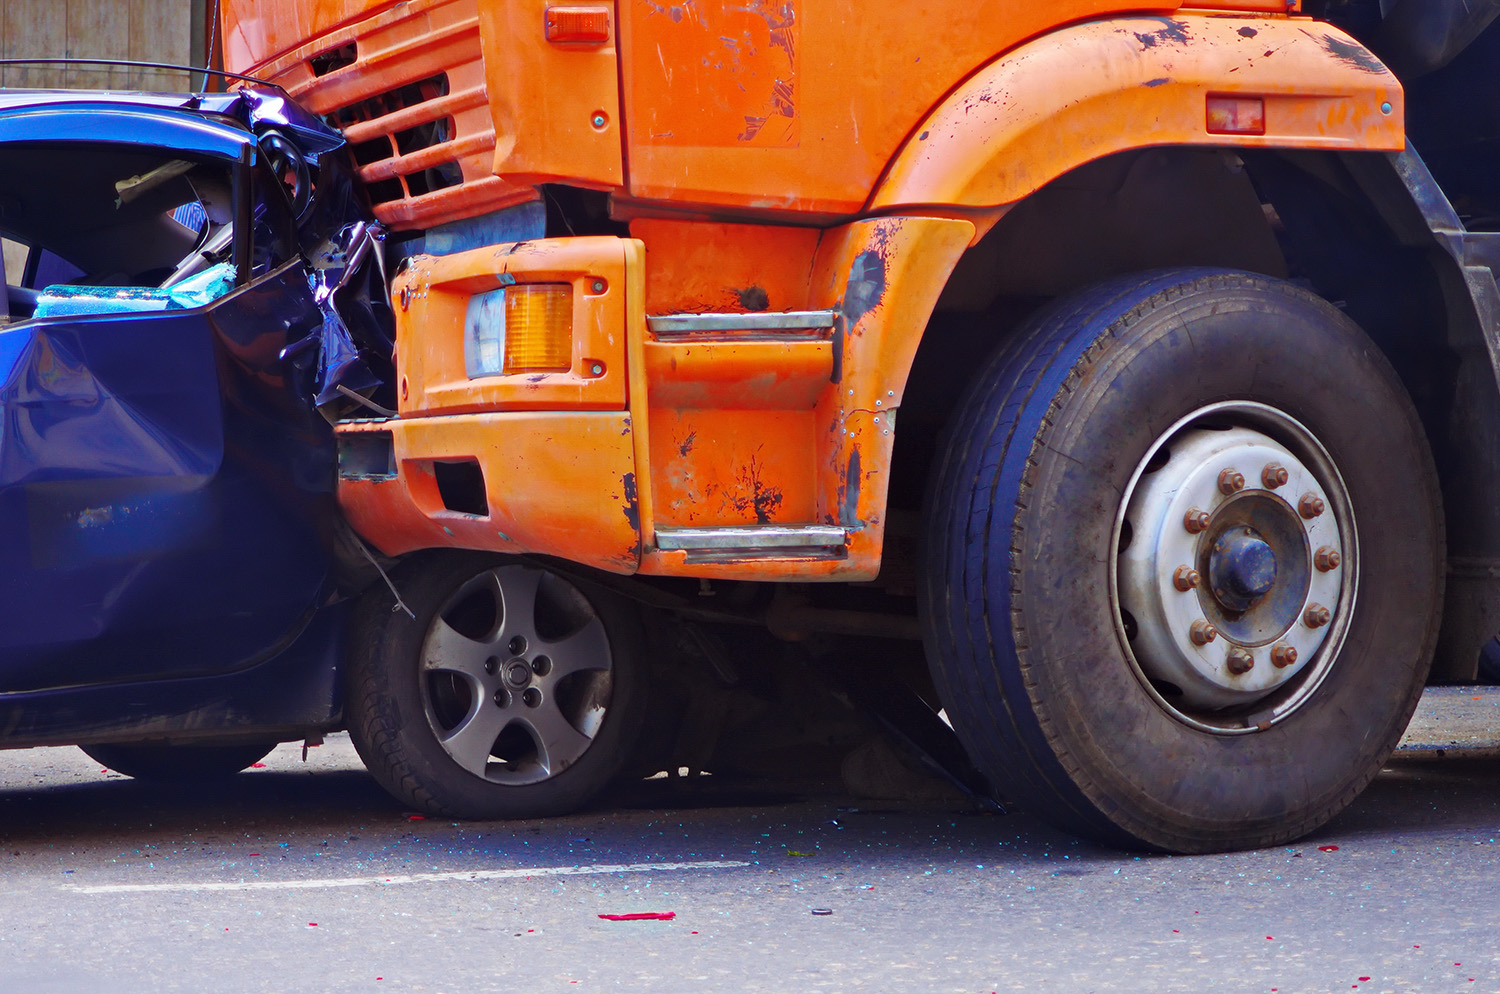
[32,262,238,318]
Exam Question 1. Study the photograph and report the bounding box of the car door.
[0,104,339,693]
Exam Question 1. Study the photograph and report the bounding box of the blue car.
[0,86,394,780]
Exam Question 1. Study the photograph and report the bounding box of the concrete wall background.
[0,0,209,90]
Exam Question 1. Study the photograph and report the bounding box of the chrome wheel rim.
[1110,402,1358,734]
[421,566,613,784]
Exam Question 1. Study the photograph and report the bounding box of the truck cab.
[220,0,1500,852]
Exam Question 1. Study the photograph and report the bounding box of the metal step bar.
[655,524,849,562]
[647,310,838,338]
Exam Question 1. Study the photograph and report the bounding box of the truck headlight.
[464,283,573,377]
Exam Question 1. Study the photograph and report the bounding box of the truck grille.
[250,0,530,231]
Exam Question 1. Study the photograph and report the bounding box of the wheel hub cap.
[1208,528,1277,611]
[505,660,532,688]
[1114,404,1355,727]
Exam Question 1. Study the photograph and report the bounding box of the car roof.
[0,87,342,158]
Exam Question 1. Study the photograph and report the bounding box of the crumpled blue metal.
[281,223,389,417]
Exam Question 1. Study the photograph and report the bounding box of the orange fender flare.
[870,14,1403,216]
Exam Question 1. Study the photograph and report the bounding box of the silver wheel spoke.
[539,619,611,683]
[495,568,543,645]
[520,699,594,776]
[438,702,508,776]
[423,617,495,680]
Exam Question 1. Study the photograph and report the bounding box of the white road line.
[68,859,751,895]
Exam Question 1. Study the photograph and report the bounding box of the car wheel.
[921,269,1444,852]
[81,741,277,781]
[346,553,646,819]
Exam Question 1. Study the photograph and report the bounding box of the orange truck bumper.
[336,218,975,580]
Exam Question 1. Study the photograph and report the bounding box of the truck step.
[647,310,837,339]
[655,524,848,563]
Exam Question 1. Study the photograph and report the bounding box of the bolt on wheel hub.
[1114,403,1356,729]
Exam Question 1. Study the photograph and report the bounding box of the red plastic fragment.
[248,853,260,857]
[406,814,426,821]
[1318,845,1340,852]
[598,912,676,921]
[251,762,267,768]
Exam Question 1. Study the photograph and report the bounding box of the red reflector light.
[1206,95,1266,136]
[545,6,612,43]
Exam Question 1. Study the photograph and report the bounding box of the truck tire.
[921,269,1444,852]
[346,552,646,820]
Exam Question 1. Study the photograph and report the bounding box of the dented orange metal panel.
[394,237,632,415]
[872,15,1403,214]
[616,1,1278,214]
[633,219,818,314]
[337,413,641,571]
[648,409,819,528]
[639,216,973,580]
[643,339,833,409]
[223,0,399,68]
[478,1,625,188]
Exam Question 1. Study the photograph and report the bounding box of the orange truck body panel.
[222,1,1404,580]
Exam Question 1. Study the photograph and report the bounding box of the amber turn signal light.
[464,284,574,377]
[545,6,611,44]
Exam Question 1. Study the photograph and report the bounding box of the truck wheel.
[81,741,277,781]
[921,269,1443,852]
[347,553,646,819]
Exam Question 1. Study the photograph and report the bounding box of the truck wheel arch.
[869,14,1404,215]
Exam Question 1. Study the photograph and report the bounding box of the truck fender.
[870,14,1404,217]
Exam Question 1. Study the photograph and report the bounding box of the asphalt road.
[1,695,1499,994]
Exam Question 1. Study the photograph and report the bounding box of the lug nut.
[1314,546,1341,572]
[1173,565,1202,591]
[1218,468,1246,495]
[1184,508,1211,534]
[1304,603,1331,628]
[1190,619,1219,646]
[1270,644,1299,668]
[1226,648,1255,675]
[1262,463,1289,489]
[1298,493,1325,519]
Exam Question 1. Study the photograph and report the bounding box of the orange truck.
[222,0,1500,851]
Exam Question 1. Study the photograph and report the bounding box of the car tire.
[921,268,1444,852]
[346,552,647,820]
[81,741,277,781]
